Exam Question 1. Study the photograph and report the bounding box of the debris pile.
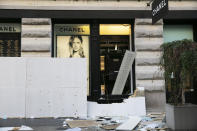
[61,112,167,131]
[135,113,167,131]
[0,125,33,131]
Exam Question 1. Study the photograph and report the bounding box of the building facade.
[0,0,197,112]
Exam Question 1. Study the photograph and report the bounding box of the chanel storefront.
[53,21,135,102]
[0,0,197,112]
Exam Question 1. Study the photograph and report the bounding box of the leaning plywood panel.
[112,51,136,95]
[26,58,87,118]
[0,58,26,118]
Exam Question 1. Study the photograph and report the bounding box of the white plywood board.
[51,88,87,118]
[87,97,146,117]
[25,88,53,118]
[26,58,87,118]
[0,58,26,118]
[0,88,25,118]
[0,58,26,88]
[0,58,87,118]
[112,51,136,95]
[26,58,87,89]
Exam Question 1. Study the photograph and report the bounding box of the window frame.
[0,19,21,57]
[163,19,197,104]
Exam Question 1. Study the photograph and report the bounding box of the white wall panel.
[0,88,25,118]
[0,58,26,118]
[26,58,87,118]
[88,97,146,117]
[51,88,87,118]
[0,58,87,118]
[0,58,26,88]
[26,88,53,118]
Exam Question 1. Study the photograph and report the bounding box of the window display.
[54,24,90,95]
[0,23,21,57]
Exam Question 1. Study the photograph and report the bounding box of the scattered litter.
[63,121,68,127]
[101,123,121,130]
[139,123,167,131]
[0,113,167,131]
[65,127,81,131]
[66,120,99,128]
[57,127,69,130]
[134,112,167,131]
[96,118,105,122]
[66,118,73,121]
[18,125,33,130]
[141,116,152,122]
[116,116,141,130]
[0,125,33,131]
[110,116,128,124]
[103,117,111,120]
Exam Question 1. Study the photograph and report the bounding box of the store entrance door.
[100,35,131,95]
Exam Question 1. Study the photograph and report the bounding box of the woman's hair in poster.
[69,35,85,58]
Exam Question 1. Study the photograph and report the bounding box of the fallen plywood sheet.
[66,120,99,128]
[116,116,141,130]
[112,50,136,95]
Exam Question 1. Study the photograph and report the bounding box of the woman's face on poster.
[72,37,82,52]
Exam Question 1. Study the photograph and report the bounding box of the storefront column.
[21,18,51,57]
[135,19,166,111]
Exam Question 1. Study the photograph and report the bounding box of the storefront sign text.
[55,24,90,35]
[59,27,85,33]
[152,0,168,24]
[0,23,21,33]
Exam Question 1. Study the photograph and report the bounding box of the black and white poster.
[57,35,89,58]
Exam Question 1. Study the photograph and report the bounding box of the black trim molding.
[0,10,197,19]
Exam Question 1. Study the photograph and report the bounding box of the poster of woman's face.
[57,35,89,58]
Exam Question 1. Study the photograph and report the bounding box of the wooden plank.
[66,120,99,128]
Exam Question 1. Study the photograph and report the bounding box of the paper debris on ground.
[65,127,81,131]
[116,116,141,130]
[101,123,121,130]
[18,125,33,130]
[0,125,33,131]
[134,112,168,131]
[66,120,99,128]
[0,127,14,131]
